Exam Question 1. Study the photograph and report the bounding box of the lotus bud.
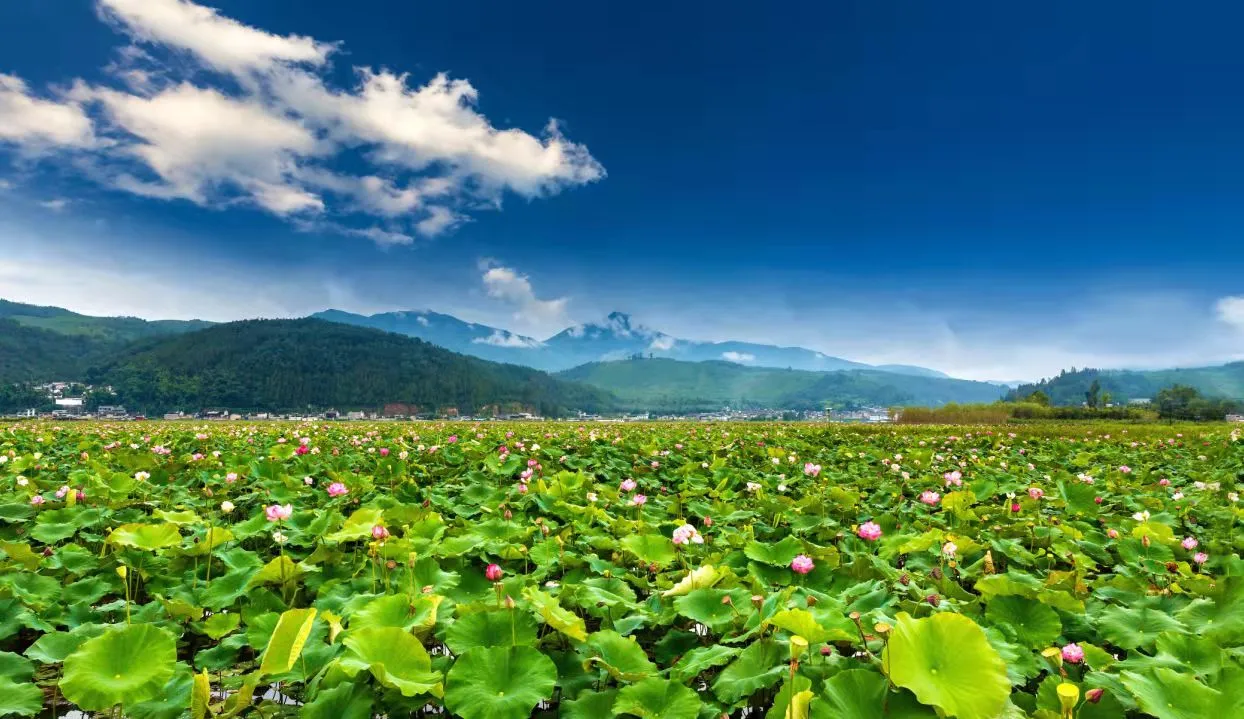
[1085,688,1104,704]
[1142,535,1151,548]
[820,644,832,656]
[116,566,127,580]
[925,593,939,606]
[505,595,516,609]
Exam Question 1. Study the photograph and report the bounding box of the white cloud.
[0,74,96,150]
[481,264,570,334]
[722,351,755,363]
[471,330,542,349]
[648,335,676,351]
[97,0,333,74]
[75,82,324,215]
[1217,296,1244,331]
[415,315,430,327]
[0,0,602,243]
[0,180,12,191]
[38,199,71,212]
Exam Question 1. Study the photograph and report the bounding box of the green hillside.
[0,319,116,383]
[1012,363,1244,405]
[91,319,615,416]
[557,357,1004,412]
[0,299,212,342]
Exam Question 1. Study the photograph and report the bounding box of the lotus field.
[1,421,1243,718]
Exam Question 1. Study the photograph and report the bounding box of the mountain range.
[311,308,950,377]
[3,298,1242,415]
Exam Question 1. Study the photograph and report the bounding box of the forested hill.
[557,358,1004,413]
[1011,364,1244,405]
[0,299,211,341]
[86,319,615,416]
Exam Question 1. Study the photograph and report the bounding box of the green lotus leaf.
[559,689,618,719]
[0,542,41,571]
[324,507,385,543]
[674,587,748,632]
[126,665,193,719]
[660,564,720,597]
[883,612,1009,719]
[444,609,539,654]
[196,612,241,640]
[182,527,235,556]
[577,576,640,607]
[583,630,656,681]
[340,626,443,698]
[1121,668,1239,719]
[523,586,588,642]
[669,644,740,682]
[258,607,317,676]
[766,607,853,644]
[1096,605,1187,650]
[248,555,315,588]
[301,681,374,719]
[24,623,107,663]
[984,596,1062,648]
[612,677,704,719]
[0,677,44,717]
[0,651,34,680]
[621,534,676,566]
[712,639,786,704]
[106,523,182,551]
[444,646,556,719]
[59,624,177,711]
[191,670,210,719]
[744,536,804,566]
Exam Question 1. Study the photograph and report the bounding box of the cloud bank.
[0,0,603,244]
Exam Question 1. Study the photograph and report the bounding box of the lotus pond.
[1,421,1242,718]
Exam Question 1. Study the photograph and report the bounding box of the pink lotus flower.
[790,554,815,574]
[371,525,390,540]
[265,504,293,521]
[1028,487,1044,500]
[30,495,44,506]
[919,490,941,506]
[943,470,963,487]
[447,435,458,443]
[295,444,309,455]
[620,479,637,492]
[327,482,348,497]
[485,563,503,581]
[703,516,713,527]
[857,521,883,541]
[1011,503,1022,513]
[518,483,528,494]
[1194,552,1209,564]
[1061,643,1085,664]
[225,472,238,483]
[672,523,704,545]
[379,448,390,457]
[804,463,821,477]
[1182,537,1198,550]
[1119,465,1132,474]
[520,469,534,480]
[1107,528,1119,539]
[1159,478,1170,487]
[630,494,647,506]
[942,541,957,557]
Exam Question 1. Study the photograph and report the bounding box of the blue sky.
[1,0,1242,380]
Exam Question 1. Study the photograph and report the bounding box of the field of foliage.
[0,420,1242,718]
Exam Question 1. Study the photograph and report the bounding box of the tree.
[1024,390,1051,407]
[1156,384,1200,420]
[1085,379,1101,409]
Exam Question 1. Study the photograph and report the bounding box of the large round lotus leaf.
[24,624,107,664]
[1121,668,1232,719]
[1096,605,1187,651]
[444,646,556,719]
[711,639,786,704]
[612,677,704,719]
[444,609,538,654]
[340,626,442,698]
[882,612,1009,719]
[106,523,182,551]
[0,677,43,717]
[984,596,1062,649]
[584,630,657,681]
[60,624,177,711]
[815,668,938,719]
[673,588,747,632]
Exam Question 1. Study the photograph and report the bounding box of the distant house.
[96,405,127,418]
[1129,398,1152,406]
[1228,414,1244,423]
[163,412,186,420]
[346,411,366,420]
